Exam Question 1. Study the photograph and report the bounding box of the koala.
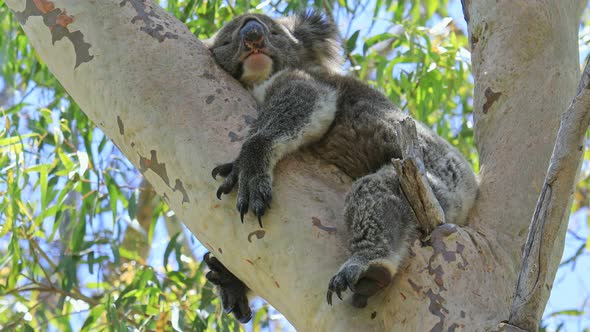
[203,11,478,322]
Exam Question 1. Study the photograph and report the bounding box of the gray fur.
[207,11,478,315]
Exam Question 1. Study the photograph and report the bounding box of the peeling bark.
[4,0,587,330]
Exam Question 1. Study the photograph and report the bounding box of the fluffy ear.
[292,11,338,42]
[291,10,343,72]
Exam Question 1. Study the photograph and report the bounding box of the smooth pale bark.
[465,1,586,329]
[509,56,590,331]
[4,0,585,330]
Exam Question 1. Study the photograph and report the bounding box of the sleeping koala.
[203,11,477,322]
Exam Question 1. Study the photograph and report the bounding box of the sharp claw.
[212,168,218,180]
[257,215,263,228]
[216,187,223,200]
[336,290,342,301]
[240,211,245,223]
[238,311,253,324]
[347,281,356,293]
[327,291,332,305]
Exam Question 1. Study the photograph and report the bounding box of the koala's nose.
[240,20,265,49]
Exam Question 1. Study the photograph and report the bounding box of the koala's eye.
[271,30,279,36]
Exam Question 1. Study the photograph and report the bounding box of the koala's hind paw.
[204,252,252,323]
[326,260,392,308]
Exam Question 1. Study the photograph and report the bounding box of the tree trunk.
[4,0,584,330]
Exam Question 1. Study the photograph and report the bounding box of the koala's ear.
[290,10,343,72]
[291,10,339,47]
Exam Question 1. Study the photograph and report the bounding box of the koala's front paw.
[326,259,392,308]
[212,161,272,228]
[204,252,252,324]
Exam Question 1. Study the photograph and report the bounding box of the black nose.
[240,20,265,47]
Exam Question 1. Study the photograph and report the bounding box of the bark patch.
[426,289,448,332]
[138,150,191,204]
[228,131,242,142]
[13,0,93,68]
[120,0,179,42]
[202,70,216,80]
[311,217,337,234]
[426,224,468,290]
[117,115,125,135]
[139,150,169,185]
[483,87,502,114]
[430,224,458,262]
[173,179,189,204]
[247,230,266,242]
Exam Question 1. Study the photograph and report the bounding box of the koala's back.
[301,72,478,225]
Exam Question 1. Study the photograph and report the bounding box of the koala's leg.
[203,252,252,323]
[327,164,417,308]
[213,71,338,225]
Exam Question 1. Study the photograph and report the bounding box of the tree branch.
[508,60,590,331]
[391,118,445,236]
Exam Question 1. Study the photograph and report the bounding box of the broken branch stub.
[392,118,445,235]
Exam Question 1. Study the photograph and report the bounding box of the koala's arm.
[213,70,338,225]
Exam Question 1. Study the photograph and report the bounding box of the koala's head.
[204,11,342,87]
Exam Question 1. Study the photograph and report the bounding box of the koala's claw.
[234,174,272,226]
[326,261,392,308]
[236,197,249,223]
[204,252,252,324]
[214,163,238,200]
[212,163,234,180]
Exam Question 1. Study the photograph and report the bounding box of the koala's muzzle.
[240,20,265,50]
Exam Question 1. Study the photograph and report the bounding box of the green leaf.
[548,309,585,317]
[81,304,106,332]
[111,242,121,266]
[128,191,137,221]
[345,30,360,55]
[164,232,182,271]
